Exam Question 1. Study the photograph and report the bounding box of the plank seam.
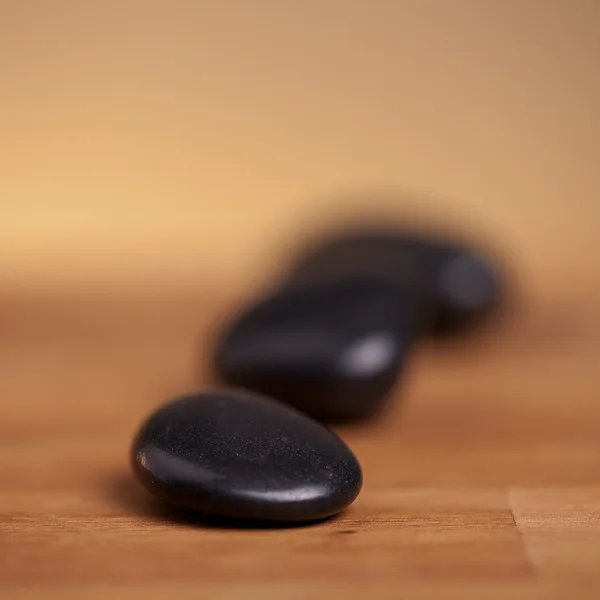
[507,487,540,575]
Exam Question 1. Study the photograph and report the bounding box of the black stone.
[131,390,362,522]
[424,246,502,335]
[286,229,503,335]
[215,278,415,422]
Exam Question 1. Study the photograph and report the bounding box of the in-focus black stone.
[286,229,503,335]
[215,278,415,422]
[131,390,362,522]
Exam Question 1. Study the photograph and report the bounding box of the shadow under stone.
[107,473,335,530]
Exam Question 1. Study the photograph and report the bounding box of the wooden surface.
[1,286,600,599]
[2,1,600,597]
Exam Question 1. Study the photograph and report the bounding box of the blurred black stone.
[214,278,416,422]
[285,229,503,336]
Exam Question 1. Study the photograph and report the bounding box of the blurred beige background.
[1,0,599,300]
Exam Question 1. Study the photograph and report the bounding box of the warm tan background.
[1,0,599,297]
[1,1,600,599]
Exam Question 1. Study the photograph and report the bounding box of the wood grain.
[1,287,599,598]
[1,1,600,597]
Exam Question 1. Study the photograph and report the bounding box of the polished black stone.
[286,229,503,335]
[215,278,415,421]
[131,390,362,522]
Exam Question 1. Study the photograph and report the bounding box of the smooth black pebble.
[131,390,362,522]
[286,229,503,335]
[215,278,415,422]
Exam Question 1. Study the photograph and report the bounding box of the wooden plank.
[1,289,600,598]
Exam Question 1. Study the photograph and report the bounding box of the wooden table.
[1,284,599,599]
[2,2,599,596]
